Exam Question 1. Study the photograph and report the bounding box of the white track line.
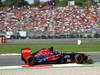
[53,63,83,67]
[0,64,84,70]
[1,63,100,70]
[0,54,21,56]
[0,66,22,70]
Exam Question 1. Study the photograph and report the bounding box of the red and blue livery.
[21,47,93,66]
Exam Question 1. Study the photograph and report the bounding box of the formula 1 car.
[21,47,93,66]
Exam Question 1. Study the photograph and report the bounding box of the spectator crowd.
[0,5,100,38]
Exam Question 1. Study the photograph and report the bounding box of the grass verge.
[0,45,100,53]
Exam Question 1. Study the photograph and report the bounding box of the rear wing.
[21,48,31,61]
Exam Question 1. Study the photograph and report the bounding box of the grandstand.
[0,4,100,39]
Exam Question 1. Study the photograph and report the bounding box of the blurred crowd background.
[0,0,100,39]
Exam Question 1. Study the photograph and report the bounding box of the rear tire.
[75,54,83,64]
[26,56,36,66]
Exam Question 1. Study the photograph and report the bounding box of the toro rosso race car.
[21,47,93,66]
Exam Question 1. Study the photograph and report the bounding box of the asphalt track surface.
[0,52,100,66]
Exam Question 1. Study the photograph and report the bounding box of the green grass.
[0,45,100,54]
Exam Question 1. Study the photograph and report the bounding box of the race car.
[21,47,93,66]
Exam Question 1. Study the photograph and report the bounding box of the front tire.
[86,58,93,64]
